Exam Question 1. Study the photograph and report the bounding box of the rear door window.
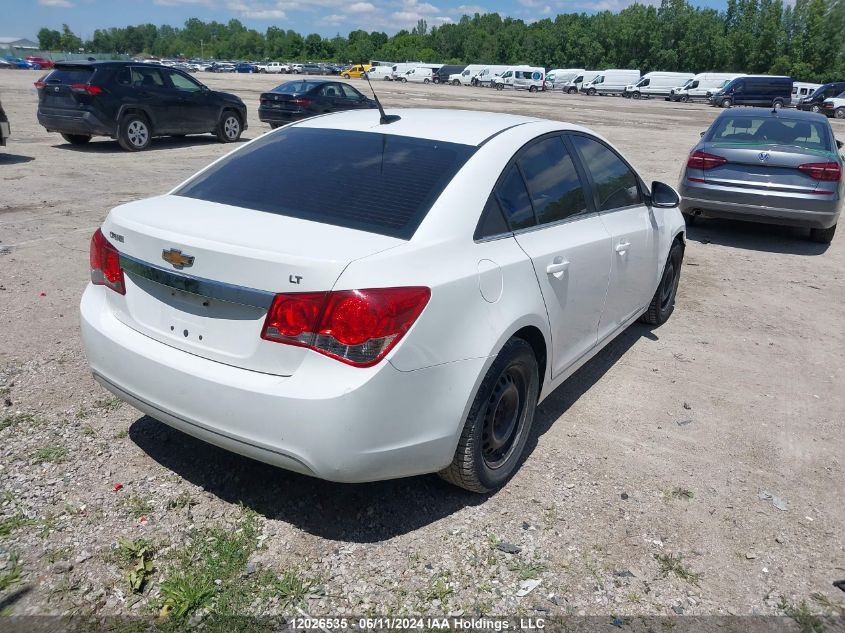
[131,67,166,88]
[517,136,588,225]
[570,135,642,211]
[176,127,476,240]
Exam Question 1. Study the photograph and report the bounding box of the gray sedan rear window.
[709,116,832,152]
[176,127,476,239]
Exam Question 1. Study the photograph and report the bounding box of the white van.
[667,73,744,102]
[474,65,512,87]
[545,68,583,90]
[582,69,641,95]
[625,71,694,99]
[494,66,545,92]
[391,62,421,81]
[366,66,394,81]
[448,64,488,86]
[792,82,823,106]
[560,70,600,94]
[403,66,440,84]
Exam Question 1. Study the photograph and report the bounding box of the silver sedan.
[679,108,844,243]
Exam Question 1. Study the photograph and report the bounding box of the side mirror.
[837,139,843,150]
[651,181,680,209]
[699,131,705,138]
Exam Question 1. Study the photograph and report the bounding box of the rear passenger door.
[495,135,612,378]
[569,134,658,341]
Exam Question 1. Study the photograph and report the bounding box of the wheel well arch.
[117,106,154,132]
[511,325,548,392]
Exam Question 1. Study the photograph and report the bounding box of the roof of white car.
[292,108,550,146]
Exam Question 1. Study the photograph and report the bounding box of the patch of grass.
[655,553,702,587]
[668,486,695,501]
[123,495,153,519]
[158,508,260,621]
[94,396,124,412]
[810,592,845,615]
[113,430,129,439]
[0,554,23,592]
[0,413,38,432]
[543,504,558,529]
[508,558,546,581]
[167,492,196,511]
[627,592,642,604]
[270,568,315,609]
[39,513,59,538]
[421,571,453,603]
[779,597,827,633]
[31,445,68,464]
[47,546,73,564]
[486,532,500,549]
[81,425,97,437]
[0,511,37,537]
[117,539,155,594]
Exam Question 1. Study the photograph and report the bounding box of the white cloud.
[153,0,213,6]
[454,4,486,14]
[225,1,288,19]
[38,0,75,6]
[348,1,376,12]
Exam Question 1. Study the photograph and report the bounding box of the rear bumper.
[38,107,113,137]
[80,284,484,483]
[258,106,307,124]
[679,179,842,229]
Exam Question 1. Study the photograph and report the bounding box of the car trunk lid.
[37,65,98,108]
[101,195,402,376]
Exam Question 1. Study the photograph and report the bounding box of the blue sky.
[12,0,727,40]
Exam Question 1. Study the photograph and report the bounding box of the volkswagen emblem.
[758,151,770,163]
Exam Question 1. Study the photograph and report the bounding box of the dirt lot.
[1,70,844,624]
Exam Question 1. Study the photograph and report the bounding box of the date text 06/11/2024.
[291,617,547,630]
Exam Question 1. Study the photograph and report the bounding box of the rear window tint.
[709,116,832,152]
[272,81,321,94]
[176,127,476,239]
[45,67,94,84]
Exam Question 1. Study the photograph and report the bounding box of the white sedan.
[80,109,686,492]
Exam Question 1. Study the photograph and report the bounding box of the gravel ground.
[1,70,844,625]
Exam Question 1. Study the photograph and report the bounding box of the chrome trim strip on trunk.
[119,253,276,309]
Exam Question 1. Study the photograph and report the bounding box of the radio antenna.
[363,66,400,125]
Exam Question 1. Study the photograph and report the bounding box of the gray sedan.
[679,109,843,243]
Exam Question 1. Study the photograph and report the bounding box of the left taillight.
[89,229,125,295]
[798,161,842,182]
[261,287,431,367]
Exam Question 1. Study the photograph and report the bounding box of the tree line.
[37,0,845,82]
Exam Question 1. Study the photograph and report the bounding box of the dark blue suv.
[709,75,793,109]
[36,61,247,151]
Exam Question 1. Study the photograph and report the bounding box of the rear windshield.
[272,80,321,94]
[45,66,94,84]
[708,115,832,152]
[176,127,477,239]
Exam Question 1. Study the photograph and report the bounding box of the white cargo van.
[366,66,394,81]
[448,64,488,86]
[403,66,440,83]
[667,73,744,102]
[391,62,421,81]
[545,68,583,90]
[560,70,600,94]
[581,69,641,95]
[625,71,694,99]
[474,65,511,87]
[494,66,545,92]
[791,82,823,106]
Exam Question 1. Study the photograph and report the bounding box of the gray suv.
[679,109,843,243]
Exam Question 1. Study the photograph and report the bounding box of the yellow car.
[342,64,371,79]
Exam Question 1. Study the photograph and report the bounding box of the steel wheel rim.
[127,120,148,147]
[481,366,527,469]
[224,116,239,139]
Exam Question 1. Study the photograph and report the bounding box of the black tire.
[433,77,440,84]
[567,87,576,94]
[632,91,641,100]
[587,88,596,96]
[810,223,836,244]
[640,239,684,326]
[772,99,784,110]
[401,78,407,83]
[61,133,91,145]
[439,338,540,493]
[423,78,430,84]
[452,79,460,86]
[721,97,732,108]
[496,83,503,91]
[680,95,689,103]
[835,107,845,120]
[216,110,242,143]
[342,73,350,79]
[117,113,151,151]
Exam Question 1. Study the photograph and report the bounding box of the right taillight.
[89,229,125,295]
[687,150,728,171]
[798,161,842,182]
[261,287,431,367]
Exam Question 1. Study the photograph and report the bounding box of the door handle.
[546,259,570,278]
[615,241,631,254]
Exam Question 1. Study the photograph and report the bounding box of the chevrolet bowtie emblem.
[161,248,194,269]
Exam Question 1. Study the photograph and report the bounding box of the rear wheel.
[117,113,151,151]
[810,224,836,244]
[835,107,845,119]
[61,133,91,145]
[439,338,539,493]
[772,99,784,110]
[216,111,242,143]
[529,85,538,93]
[640,240,684,326]
[423,78,430,84]
[721,97,732,108]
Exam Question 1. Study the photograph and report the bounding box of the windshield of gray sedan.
[708,116,832,152]
[176,127,477,239]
